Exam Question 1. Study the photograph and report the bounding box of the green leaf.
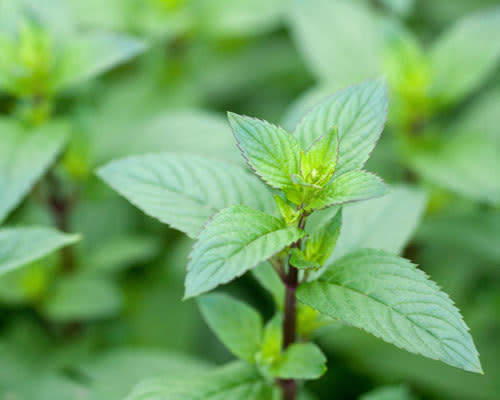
[79,349,210,400]
[227,112,301,190]
[297,249,482,373]
[300,126,339,187]
[451,86,500,146]
[305,208,342,265]
[252,263,285,309]
[274,195,301,226]
[408,133,500,204]
[331,185,427,261]
[297,304,335,338]
[97,153,275,239]
[0,120,68,223]
[126,361,275,400]
[293,79,389,177]
[198,293,263,362]
[86,235,160,274]
[382,21,430,124]
[288,0,382,84]
[271,343,327,380]
[360,384,416,400]
[307,170,387,211]
[378,0,415,17]
[257,314,283,364]
[55,32,147,91]
[200,0,284,38]
[90,109,240,166]
[41,275,122,321]
[290,249,320,270]
[429,7,500,104]
[185,205,304,298]
[0,227,79,276]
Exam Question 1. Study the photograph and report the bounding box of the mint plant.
[99,79,481,400]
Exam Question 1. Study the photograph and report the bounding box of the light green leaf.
[305,208,341,265]
[429,7,500,104]
[271,343,326,380]
[408,133,500,204]
[331,185,427,261]
[0,120,68,223]
[185,205,304,298]
[41,275,122,321]
[126,361,275,400]
[360,384,416,400]
[297,303,336,338]
[307,170,387,211]
[227,112,301,189]
[288,0,382,84]
[97,153,275,239]
[252,262,285,309]
[298,249,482,373]
[274,195,301,226]
[257,314,283,364]
[0,227,79,276]
[290,249,320,270]
[55,32,147,91]
[300,126,338,187]
[382,21,430,124]
[293,79,389,177]
[198,293,263,362]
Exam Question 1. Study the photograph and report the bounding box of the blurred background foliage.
[0,0,499,399]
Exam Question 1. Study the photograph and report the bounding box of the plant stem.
[283,265,298,348]
[279,214,307,400]
[47,171,76,273]
[280,264,299,400]
[280,378,297,400]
